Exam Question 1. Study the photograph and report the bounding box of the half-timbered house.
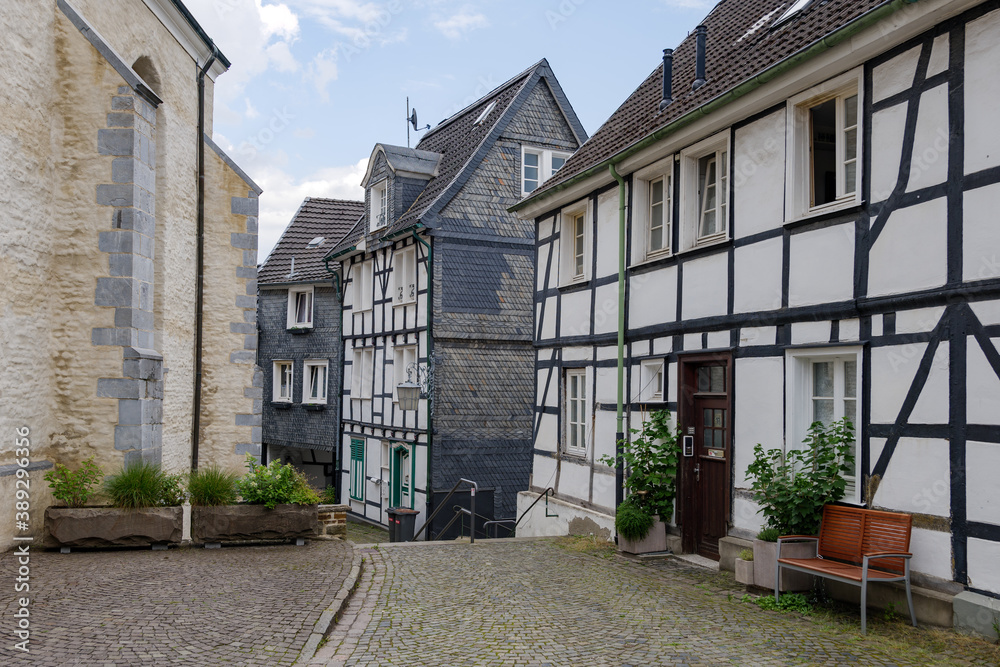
[513,0,1000,617]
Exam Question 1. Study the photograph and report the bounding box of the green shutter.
[349,438,365,501]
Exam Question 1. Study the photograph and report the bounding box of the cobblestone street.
[0,540,353,666]
[312,538,995,667]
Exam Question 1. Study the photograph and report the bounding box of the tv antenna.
[406,97,430,147]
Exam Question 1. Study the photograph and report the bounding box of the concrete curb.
[295,548,364,665]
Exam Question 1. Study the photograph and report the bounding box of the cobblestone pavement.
[346,517,389,545]
[0,539,352,666]
[313,539,987,666]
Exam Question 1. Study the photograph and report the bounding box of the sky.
[183,0,719,262]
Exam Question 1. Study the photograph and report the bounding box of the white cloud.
[293,127,316,138]
[266,41,300,72]
[254,158,369,262]
[259,1,300,40]
[244,98,259,119]
[306,49,339,101]
[433,7,488,40]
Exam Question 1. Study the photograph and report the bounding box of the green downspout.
[609,164,626,512]
[323,258,345,503]
[411,230,434,523]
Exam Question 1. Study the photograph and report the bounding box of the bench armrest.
[863,551,912,560]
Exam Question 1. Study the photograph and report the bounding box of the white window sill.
[786,196,861,225]
[630,250,672,269]
[562,448,588,460]
[694,232,728,248]
[559,275,588,288]
[393,299,417,308]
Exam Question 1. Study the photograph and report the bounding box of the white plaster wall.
[738,326,776,347]
[733,236,782,314]
[593,411,618,467]
[868,198,947,298]
[535,414,557,454]
[872,44,920,103]
[875,438,950,517]
[971,299,1000,326]
[870,343,948,424]
[870,103,907,203]
[963,184,1000,282]
[791,320,830,345]
[733,357,784,488]
[968,537,1000,595]
[560,289,591,338]
[840,318,861,341]
[593,283,619,336]
[966,340,1000,425]
[909,528,954,582]
[907,85,949,192]
[595,364,617,404]
[966,440,1000,524]
[539,298,557,340]
[926,33,949,78]
[907,344,950,425]
[707,330,729,349]
[562,346,590,363]
[560,459,591,500]
[681,252,728,320]
[896,306,946,334]
[515,490,614,540]
[733,110,785,238]
[592,466,616,510]
[537,240,554,289]
[629,267,677,330]
[532,453,558,489]
[732,496,766,536]
[964,8,1000,175]
[787,224,855,307]
[652,337,672,355]
[595,190,619,279]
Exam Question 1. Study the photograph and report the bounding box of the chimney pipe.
[693,25,707,91]
[659,49,674,111]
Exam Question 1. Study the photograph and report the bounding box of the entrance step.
[673,553,720,571]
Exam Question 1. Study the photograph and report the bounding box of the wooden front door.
[679,355,732,560]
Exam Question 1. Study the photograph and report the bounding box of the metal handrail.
[481,488,558,539]
[410,478,479,542]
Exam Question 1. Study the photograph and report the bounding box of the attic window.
[307,237,325,248]
[474,101,497,126]
[774,0,812,25]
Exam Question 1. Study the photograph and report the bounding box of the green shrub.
[44,457,103,507]
[753,593,812,614]
[236,455,319,509]
[188,466,239,506]
[756,527,780,542]
[738,548,754,561]
[320,485,338,505]
[600,410,681,521]
[105,461,180,509]
[615,497,654,541]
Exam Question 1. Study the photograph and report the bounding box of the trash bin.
[387,507,420,543]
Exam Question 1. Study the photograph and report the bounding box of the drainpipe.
[411,229,434,525]
[324,257,346,502]
[609,164,626,512]
[191,44,219,472]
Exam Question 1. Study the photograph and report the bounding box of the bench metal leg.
[775,563,780,603]
[905,576,917,627]
[861,581,867,635]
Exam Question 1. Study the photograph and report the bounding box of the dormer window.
[522,147,572,196]
[371,180,388,231]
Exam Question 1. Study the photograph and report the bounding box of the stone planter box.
[753,539,816,591]
[618,519,668,555]
[735,557,754,585]
[191,504,318,543]
[317,504,348,537]
[44,506,182,549]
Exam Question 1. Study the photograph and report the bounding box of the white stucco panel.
[732,496,766,535]
[515,491,615,540]
[839,318,860,341]
[733,357,784,488]
[963,184,1000,282]
[595,364,617,404]
[909,528,953,582]
[629,266,676,330]
[733,236,782,313]
[927,33,949,77]
[652,336,673,356]
[539,298,556,340]
[908,343,949,425]
[733,109,785,238]
[533,453,558,488]
[788,224,855,307]
[739,326,775,346]
[966,338,1000,426]
[536,241,554,291]
[681,252,728,320]
[870,103,907,204]
[970,299,1000,327]
[875,438,950,517]
[592,283,619,336]
[559,289,592,339]
[559,459,591,501]
[594,410,618,466]
[966,441,1000,524]
[895,306,946,334]
[595,190,620,278]
[791,320,831,345]
[968,538,1000,595]
[965,8,1000,174]
[536,415,558,454]
[561,346,591,363]
[870,344,930,424]
[868,198,947,298]
[707,330,729,349]
[907,85,949,192]
[872,44,920,104]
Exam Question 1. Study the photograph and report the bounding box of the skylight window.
[307,237,325,248]
[775,0,812,25]
[474,101,497,126]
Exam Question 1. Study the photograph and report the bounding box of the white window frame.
[640,359,665,402]
[351,347,374,400]
[633,156,675,261]
[287,286,314,329]
[304,360,329,404]
[352,261,373,312]
[273,361,294,402]
[785,346,862,504]
[564,368,589,456]
[392,345,418,403]
[559,201,590,286]
[786,68,863,221]
[393,245,416,306]
[521,146,572,196]
[370,180,388,231]
[680,131,730,250]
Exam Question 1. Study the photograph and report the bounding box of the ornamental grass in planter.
[747,418,855,591]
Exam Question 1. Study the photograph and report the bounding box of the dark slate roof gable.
[522,0,886,203]
[361,144,442,187]
[326,58,588,257]
[258,198,364,284]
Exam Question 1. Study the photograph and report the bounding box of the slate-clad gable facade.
[513,0,1000,610]
[329,60,587,530]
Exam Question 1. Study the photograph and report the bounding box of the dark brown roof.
[525,0,885,202]
[258,198,364,284]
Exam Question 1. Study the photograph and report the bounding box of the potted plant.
[191,456,319,544]
[601,410,680,554]
[734,548,754,586]
[746,418,855,590]
[44,459,184,549]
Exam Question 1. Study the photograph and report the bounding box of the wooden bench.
[776,505,917,634]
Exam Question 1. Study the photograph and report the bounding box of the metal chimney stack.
[693,25,707,91]
[659,49,674,111]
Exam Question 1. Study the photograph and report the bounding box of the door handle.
[693,464,700,482]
